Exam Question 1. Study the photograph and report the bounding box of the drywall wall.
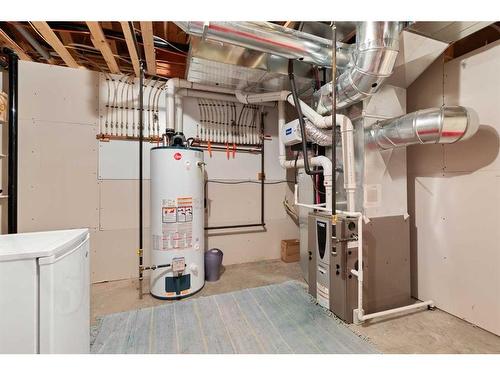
[407,40,500,335]
[17,61,298,283]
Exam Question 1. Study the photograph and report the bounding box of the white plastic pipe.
[339,115,356,212]
[169,77,235,95]
[236,90,333,129]
[357,300,435,322]
[177,89,275,107]
[165,79,176,131]
[277,101,333,212]
[344,208,435,323]
[294,184,330,212]
[277,101,287,166]
[287,95,333,129]
[175,93,183,133]
[346,211,364,322]
[236,90,289,104]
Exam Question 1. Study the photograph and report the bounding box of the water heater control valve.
[172,257,186,274]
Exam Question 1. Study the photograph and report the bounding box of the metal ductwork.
[315,21,400,113]
[284,118,333,146]
[369,106,480,150]
[175,21,349,67]
[305,119,332,146]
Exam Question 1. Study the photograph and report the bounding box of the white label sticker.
[162,207,177,223]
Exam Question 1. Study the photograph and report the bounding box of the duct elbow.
[314,21,400,114]
[461,107,480,141]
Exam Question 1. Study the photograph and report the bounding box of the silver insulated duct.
[369,106,480,149]
[315,21,400,113]
[175,21,349,67]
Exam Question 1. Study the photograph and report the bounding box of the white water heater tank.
[150,146,205,299]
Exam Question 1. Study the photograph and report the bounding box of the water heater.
[150,146,205,299]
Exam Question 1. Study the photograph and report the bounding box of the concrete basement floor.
[91,259,500,354]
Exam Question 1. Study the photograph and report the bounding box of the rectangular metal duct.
[406,22,493,43]
[185,37,316,94]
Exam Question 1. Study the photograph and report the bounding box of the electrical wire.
[152,35,188,55]
[311,175,326,195]
[293,151,300,184]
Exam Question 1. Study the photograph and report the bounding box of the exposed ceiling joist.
[86,21,121,74]
[140,21,156,75]
[0,27,33,61]
[31,22,79,68]
[58,31,73,47]
[102,22,118,55]
[119,21,140,77]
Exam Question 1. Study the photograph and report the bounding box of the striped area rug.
[91,280,378,354]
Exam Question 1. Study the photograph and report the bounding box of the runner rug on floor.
[91,280,378,354]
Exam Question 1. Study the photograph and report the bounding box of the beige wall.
[17,61,298,284]
[407,41,500,335]
[1,72,7,234]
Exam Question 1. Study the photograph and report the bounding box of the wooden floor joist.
[0,28,32,61]
[86,22,121,74]
[31,22,79,68]
[140,22,156,75]
[120,22,140,77]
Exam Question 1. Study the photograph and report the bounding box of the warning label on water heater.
[159,197,194,251]
[162,207,177,223]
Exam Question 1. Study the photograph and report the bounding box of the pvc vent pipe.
[369,106,480,149]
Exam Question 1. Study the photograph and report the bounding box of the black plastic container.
[205,248,223,282]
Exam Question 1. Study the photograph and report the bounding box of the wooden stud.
[86,21,121,74]
[140,21,156,75]
[31,22,79,67]
[0,27,32,61]
[120,21,140,77]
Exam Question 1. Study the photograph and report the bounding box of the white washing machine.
[0,228,90,354]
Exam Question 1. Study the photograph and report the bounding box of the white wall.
[17,61,298,283]
[407,41,500,335]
